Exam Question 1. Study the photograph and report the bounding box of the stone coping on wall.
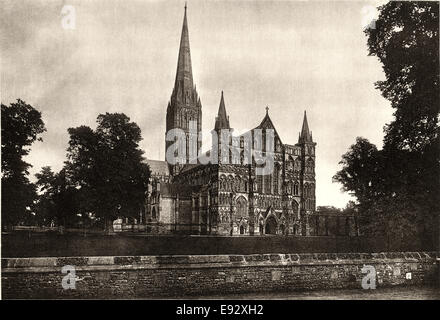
[2,252,438,273]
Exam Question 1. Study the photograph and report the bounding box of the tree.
[34,167,80,228]
[366,1,439,249]
[1,99,46,228]
[65,113,150,231]
[365,1,439,152]
[333,137,382,208]
[335,2,439,250]
[333,139,421,249]
[34,166,58,226]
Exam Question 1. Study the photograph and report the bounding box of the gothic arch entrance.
[265,216,277,235]
[239,225,244,234]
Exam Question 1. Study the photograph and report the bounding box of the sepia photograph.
[1,0,439,306]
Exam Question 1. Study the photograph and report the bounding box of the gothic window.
[307,158,315,173]
[293,181,299,196]
[288,181,293,195]
[304,183,309,198]
[294,158,301,172]
[273,165,279,194]
[257,175,263,193]
[236,197,247,218]
[221,179,226,191]
[262,131,266,151]
[264,174,271,194]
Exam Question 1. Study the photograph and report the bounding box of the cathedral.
[145,6,316,236]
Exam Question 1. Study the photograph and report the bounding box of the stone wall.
[2,252,438,299]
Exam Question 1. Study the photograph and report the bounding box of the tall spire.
[215,91,230,130]
[174,3,193,97]
[299,110,313,142]
[166,4,202,166]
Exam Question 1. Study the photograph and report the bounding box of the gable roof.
[255,110,283,146]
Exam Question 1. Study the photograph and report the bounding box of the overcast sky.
[1,0,392,208]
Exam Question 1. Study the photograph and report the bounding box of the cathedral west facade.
[145,7,316,236]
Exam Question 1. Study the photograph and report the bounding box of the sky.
[1,0,392,208]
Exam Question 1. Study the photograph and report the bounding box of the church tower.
[166,5,202,172]
[298,111,316,235]
[212,91,231,164]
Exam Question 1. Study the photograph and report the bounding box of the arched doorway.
[265,216,277,235]
[239,225,244,234]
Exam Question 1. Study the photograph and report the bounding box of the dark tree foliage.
[333,137,381,206]
[34,167,80,227]
[366,1,439,152]
[335,2,439,250]
[65,113,150,230]
[1,100,46,227]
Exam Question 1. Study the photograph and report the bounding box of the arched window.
[293,181,299,195]
[264,174,271,194]
[236,197,247,218]
[307,158,314,173]
[288,181,293,195]
[220,177,226,191]
[273,165,279,194]
[257,175,263,193]
[294,158,301,172]
[304,184,309,198]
